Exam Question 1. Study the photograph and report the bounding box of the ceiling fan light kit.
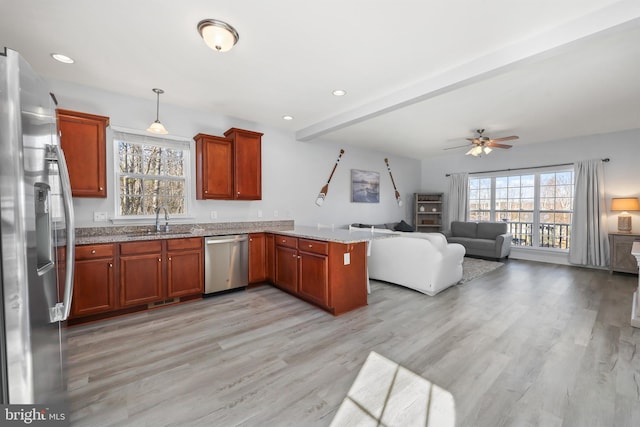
[461,128,518,156]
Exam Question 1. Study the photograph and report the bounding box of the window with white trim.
[114,131,190,217]
[468,168,574,249]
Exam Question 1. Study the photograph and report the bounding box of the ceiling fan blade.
[486,143,512,149]
[465,138,479,142]
[489,135,519,143]
[443,144,472,150]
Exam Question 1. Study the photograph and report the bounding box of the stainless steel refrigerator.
[0,47,75,404]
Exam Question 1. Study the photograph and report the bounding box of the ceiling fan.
[446,129,519,156]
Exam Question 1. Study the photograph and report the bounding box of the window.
[114,131,190,217]
[468,168,574,250]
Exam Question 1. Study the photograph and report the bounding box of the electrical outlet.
[343,253,351,265]
[210,211,218,219]
[257,210,263,218]
[273,210,279,217]
[93,211,107,222]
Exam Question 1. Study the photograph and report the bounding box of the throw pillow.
[394,220,414,232]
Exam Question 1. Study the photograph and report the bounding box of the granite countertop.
[270,226,399,243]
[74,221,398,245]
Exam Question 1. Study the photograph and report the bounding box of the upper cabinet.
[224,128,263,200]
[56,109,110,198]
[194,128,263,200]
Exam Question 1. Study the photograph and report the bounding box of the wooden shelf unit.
[414,193,443,232]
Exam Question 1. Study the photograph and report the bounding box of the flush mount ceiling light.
[197,19,239,52]
[147,88,168,135]
[51,53,74,64]
[282,115,294,121]
[332,89,347,96]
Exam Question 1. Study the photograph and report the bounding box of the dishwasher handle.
[205,235,248,245]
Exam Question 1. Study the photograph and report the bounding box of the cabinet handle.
[169,257,172,261]
[108,263,112,268]
[297,256,301,259]
[292,254,296,258]
[91,249,96,254]
[308,244,312,248]
[282,239,286,243]
[99,187,104,191]
[204,190,208,194]
[158,258,161,262]
[237,192,240,195]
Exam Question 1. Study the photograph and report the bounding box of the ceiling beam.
[296,0,640,142]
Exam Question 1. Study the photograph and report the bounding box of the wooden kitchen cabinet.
[194,133,233,199]
[248,233,267,284]
[224,128,263,200]
[194,128,263,200]
[167,238,203,297]
[274,236,299,294]
[298,239,329,308]
[119,240,164,307]
[71,244,116,317]
[272,235,367,315]
[265,233,275,283]
[56,109,109,198]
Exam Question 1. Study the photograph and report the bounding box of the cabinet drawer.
[167,237,202,251]
[298,239,328,255]
[120,240,163,255]
[76,244,114,260]
[275,235,298,249]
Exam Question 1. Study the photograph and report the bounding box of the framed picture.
[351,169,380,203]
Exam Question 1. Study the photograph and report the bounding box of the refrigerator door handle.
[53,144,75,321]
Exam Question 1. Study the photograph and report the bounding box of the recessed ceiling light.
[51,53,74,64]
[282,115,294,121]
[332,89,346,97]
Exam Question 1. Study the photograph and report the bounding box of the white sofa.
[368,232,466,296]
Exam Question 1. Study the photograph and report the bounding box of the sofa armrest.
[495,233,512,258]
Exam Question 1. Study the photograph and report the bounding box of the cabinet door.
[275,245,298,293]
[224,128,263,200]
[167,250,203,297]
[57,109,109,198]
[194,133,233,199]
[249,233,267,283]
[298,251,329,307]
[72,257,116,317]
[610,235,640,273]
[120,253,164,306]
[265,233,275,283]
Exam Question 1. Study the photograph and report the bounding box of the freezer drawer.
[204,235,248,294]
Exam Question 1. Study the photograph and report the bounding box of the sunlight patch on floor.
[331,351,455,426]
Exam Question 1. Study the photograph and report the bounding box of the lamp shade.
[611,197,640,211]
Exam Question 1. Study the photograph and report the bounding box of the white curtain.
[569,159,609,267]
[447,173,468,230]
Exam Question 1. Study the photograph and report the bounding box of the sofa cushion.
[477,222,508,240]
[451,221,477,238]
[394,220,414,232]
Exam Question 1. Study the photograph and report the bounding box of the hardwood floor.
[66,260,640,426]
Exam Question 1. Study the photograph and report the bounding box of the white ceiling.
[1,0,639,159]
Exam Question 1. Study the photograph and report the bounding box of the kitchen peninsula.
[71,221,395,322]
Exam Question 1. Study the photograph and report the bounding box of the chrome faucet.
[155,206,169,232]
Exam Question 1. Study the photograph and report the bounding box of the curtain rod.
[445,158,610,177]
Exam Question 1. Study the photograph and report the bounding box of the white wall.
[49,80,421,228]
[421,129,640,264]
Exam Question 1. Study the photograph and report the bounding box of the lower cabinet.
[120,240,164,307]
[167,238,204,297]
[71,237,203,323]
[71,244,116,317]
[273,234,367,315]
[248,232,267,284]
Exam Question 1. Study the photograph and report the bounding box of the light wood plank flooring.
[66,260,640,426]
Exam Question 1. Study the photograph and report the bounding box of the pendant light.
[147,88,168,135]
[197,19,239,52]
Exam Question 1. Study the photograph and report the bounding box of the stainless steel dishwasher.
[204,234,249,294]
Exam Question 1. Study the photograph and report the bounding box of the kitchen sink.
[126,230,192,238]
